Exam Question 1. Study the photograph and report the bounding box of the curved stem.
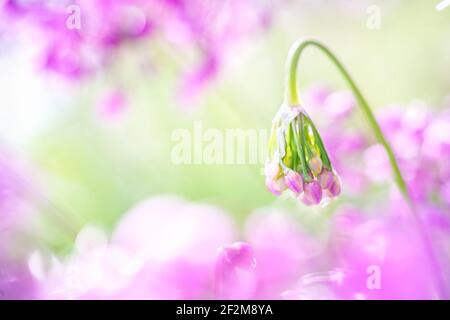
[286,39,408,196]
[285,38,447,299]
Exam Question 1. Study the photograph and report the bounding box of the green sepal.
[292,115,312,181]
[301,115,332,170]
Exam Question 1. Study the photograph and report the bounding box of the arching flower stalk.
[265,38,447,299]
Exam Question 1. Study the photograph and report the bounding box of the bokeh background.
[1,0,450,299]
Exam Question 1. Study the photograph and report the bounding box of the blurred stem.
[284,38,447,299]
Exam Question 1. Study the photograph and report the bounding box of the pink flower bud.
[318,169,334,189]
[264,161,281,180]
[326,173,342,198]
[265,177,286,196]
[298,180,322,205]
[308,157,322,176]
[284,170,304,194]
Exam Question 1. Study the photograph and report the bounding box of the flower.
[35,195,236,299]
[214,242,257,299]
[0,150,35,235]
[362,103,450,208]
[298,180,322,206]
[284,169,304,194]
[96,89,128,121]
[279,201,450,300]
[325,205,448,299]
[0,151,39,299]
[30,196,323,299]
[210,208,325,300]
[214,208,324,300]
[0,252,38,299]
[1,0,271,103]
[243,208,323,299]
[265,103,341,205]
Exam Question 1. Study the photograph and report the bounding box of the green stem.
[284,38,447,299]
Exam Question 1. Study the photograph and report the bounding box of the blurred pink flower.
[215,209,322,299]
[303,86,450,211]
[243,209,323,299]
[377,104,450,207]
[97,89,128,121]
[214,209,324,300]
[0,150,40,300]
[214,242,257,299]
[1,0,271,102]
[23,192,450,300]
[178,55,219,106]
[37,196,236,299]
[326,205,447,299]
[109,200,320,299]
[33,197,324,299]
[323,90,355,121]
[112,195,235,264]
[0,150,35,236]
[0,253,38,299]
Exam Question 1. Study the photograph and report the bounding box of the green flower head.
[265,102,341,205]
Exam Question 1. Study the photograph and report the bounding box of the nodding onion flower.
[265,103,341,205]
[265,40,343,206]
[264,38,447,300]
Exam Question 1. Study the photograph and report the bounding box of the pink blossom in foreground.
[326,204,448,299]
[0,253,38,299]
[280,203,450,300]
[214,242,257,299]
[0,150,40,300]
[30,196,320,299]
[35,196,236,299]
[7,191,450,300]
[212,209,324,300]
[242,209,324,299]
